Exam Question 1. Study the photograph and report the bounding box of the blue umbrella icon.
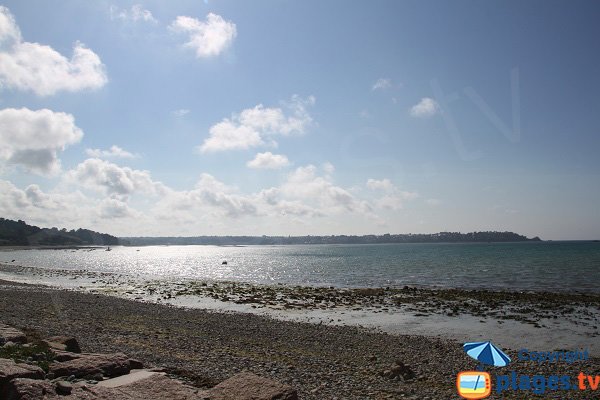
[463,341,511,367]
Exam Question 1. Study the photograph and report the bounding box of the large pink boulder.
[49,352,131,378]
[5,375,205,400]
[0,359,45,397]
[206,372,298,400]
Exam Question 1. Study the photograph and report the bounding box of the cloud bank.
[0,108,83,175]
[0,6,107,96]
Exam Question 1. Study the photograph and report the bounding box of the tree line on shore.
[0,218,541,247]
[0,218,119,246]
[123,231,541,246]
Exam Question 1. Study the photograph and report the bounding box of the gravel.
[1,279,598,399]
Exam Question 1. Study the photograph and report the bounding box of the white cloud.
[282,165,370,214]
[155,173,258,219]
[0,108,83,175]
[322,162,335,175]
[110,4,157,23]
[247,152,290,169]
[273,200,323,218]
[366,178,418,211]
[0,6,107,96]
[0,179,147,231]
[85,145,139,159]
[372,78,392,91]
[195,174,258,217]
[66,158,167,199]
[201,121,265,152]
[1,160,424,235]
[199,95,315,153]
[410,97,439,118]
[172,109,190,117]
[366,178,395,192]
[426,198,442,206]
[99,198,140,219]
[375,195,409,211]
[0,5,20,44]
[0,179,92,227]
[170,13,236,58]
[161,164,375,223]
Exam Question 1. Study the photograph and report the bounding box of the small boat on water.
[221,260,228,265]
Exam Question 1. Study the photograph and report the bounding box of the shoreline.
[0,279,599,399]
[0,262,599,356]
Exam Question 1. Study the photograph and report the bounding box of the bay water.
[1,241,598,293]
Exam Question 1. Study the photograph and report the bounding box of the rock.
[55,380,72,394]
[0,324,27,345]
[2,378,53,400]
[52,350,83,362]
[128,358,144,370]
[4,378,107,400]
[113,374,203,399]
[50,352,131,379]
[43,336,81,353]
[7,374,203,399]
[205,372,298,400]
[0,358,45,394]
[380,360,416,381]
[0,358,44,382]
[380,369,391,378]
[97,370,162,388]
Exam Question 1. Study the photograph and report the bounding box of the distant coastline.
[121,231,541,246]
[1,218,544,247]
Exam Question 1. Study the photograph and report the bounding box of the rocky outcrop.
[0,324,27,345]
[42,336,81,353]
[49,352,132,378]
[204,372,298,400]
[0,359,45,397]
[5,375,204,400]
[3,378,56,400]
[111,374,204,399]
[51,350,82,362]
[0,324,298,400]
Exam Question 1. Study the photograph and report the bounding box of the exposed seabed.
[1,262,598,356]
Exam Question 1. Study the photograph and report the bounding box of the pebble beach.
[1,278,599,399]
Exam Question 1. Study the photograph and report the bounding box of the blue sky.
[0,0,599,239]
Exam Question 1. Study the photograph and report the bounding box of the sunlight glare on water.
[0,242,599,292]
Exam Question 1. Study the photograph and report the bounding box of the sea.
[1,241,599,293]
